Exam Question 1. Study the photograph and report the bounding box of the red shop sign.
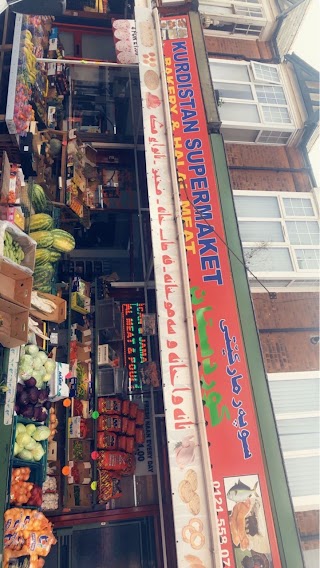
[161,15,282,568]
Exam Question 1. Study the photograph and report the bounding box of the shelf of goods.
[59,277,148,511]
[0,345,59,568]
[6,14,63,137]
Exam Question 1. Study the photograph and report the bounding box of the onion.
[24,377,37,388]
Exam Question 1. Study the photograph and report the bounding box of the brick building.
[200,0,319,564]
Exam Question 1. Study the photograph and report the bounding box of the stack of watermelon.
[29,185,76,293]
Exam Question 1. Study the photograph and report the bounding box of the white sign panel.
[136,6,219,567]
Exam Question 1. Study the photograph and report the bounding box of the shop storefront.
[0,1,304,567]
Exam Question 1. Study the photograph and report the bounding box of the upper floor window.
[210,60,297,144]
[233,191,320,289]
[200,1,265,38]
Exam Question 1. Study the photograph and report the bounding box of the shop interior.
[0,10,176,568]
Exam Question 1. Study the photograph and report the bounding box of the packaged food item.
[129,402,138,419]
[126,420,136,437]
[98,470,122,504]
[97,451,136,474]
[121,417,128,433]
[96,432,118,450]
[136,409,145,426]
[126,437,135,454]
[135,428,145,445]
[118,435,127,451]
[97,397,122,415]
[26,531,56,556]
[97,415,122,433]
[121,399,130,416]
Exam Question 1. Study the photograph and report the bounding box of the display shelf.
[0,348,18,559]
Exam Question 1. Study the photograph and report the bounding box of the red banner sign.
[161,16,281,568]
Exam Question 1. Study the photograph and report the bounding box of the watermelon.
[51,229,75,252]
[30,231,54,248]
[33,263,54,292]
[30,213,53,232]
[48,249,61,262]
[35,249,51,266]
[29,184,47,213]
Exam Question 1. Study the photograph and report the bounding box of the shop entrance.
[46,516,158,568]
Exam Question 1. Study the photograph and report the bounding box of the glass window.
[219,102,260,123]
[211,61,250,82]
[284,456,320,498]
[262,106,291,124]
[255,85,287,104]
[244,247,293,271]
[234,195,280,217]
[286,221,320,245]
[239,221,284,242]
[283,197,315,217]
[295,249,320,270]
[257,130,292,144]
[234,5,263,17]
[221,127,259,142]
[252,62,280,83]
[269,378,320,414]
[215,82,254,100]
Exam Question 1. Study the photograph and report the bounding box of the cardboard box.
[68,416,93,439]
[0,297,28,348]
[98,344,117,366]
[71,292,91,314]
[77,344,91,363]
[30,292,67,324]
[0,260,32,308]
[72,278,91,297]
[65,485,92,508]
[75,325,92,345]
[68,439,91,461]
[0,220,36,273]
[68,461,92,484]
[48,440,58,461]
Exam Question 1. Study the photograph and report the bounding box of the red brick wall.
[296,510,320,551]
[204,36,272,59]
[225,144,313,192]
[252,292,319,373]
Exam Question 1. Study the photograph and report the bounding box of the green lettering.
[191,286,206,305]
[196,307,214,357]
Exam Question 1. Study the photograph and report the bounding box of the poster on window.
[112,20,138,64]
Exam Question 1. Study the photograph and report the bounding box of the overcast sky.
[291,0,319,184]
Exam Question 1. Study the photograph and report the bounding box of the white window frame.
[210,59,297,144]
[233,191,320,287]
[200,0,267,39]
[268,371,320,511]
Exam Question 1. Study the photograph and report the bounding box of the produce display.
[10,467,42,507]
[41,476,59,511]
[13,422,50,463]
[3,508,56,567]
[30,214,54,232]
[3,230,25,264]
[12,16,53,135]
[48,407,59,442]
[18,345,55,388]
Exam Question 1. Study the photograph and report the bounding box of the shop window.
[210,59,296,144]
[57,26,116,61]
[233,191,320,287]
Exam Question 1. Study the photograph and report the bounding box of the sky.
[291,0,319,185]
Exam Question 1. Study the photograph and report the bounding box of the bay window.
[233,191,320,289]
[268,372,320,511]
[210,60,297,144]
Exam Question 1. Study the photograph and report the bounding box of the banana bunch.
[21,30,37,85]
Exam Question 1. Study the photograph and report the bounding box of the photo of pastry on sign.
[224,475,273,568]
[178,469,200,515]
